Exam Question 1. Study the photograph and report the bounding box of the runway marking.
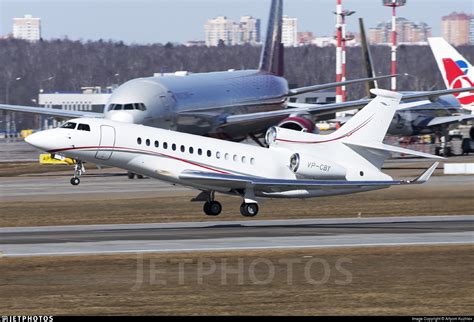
[2,241,472,257]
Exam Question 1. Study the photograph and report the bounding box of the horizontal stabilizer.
[344,141,444,160]
[406,162,439,184]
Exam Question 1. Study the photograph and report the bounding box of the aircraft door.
[95,125,116,160]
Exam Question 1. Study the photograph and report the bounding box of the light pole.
[38,76,55,130]
[4,76,22,138]
[334,1,355,103]
[383,0,407,91]
[341,9,355,102]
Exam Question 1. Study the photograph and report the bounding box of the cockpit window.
[108,103,146,111]
[77,124,90,131]
[61,122,77,129]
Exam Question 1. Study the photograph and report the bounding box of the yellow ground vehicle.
[39,154,76,165]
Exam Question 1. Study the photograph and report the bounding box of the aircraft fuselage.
[104,70,289,140]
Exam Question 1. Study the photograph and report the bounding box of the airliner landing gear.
[203,201,222,216]
[70,160,84,186]
[240,203,259,217]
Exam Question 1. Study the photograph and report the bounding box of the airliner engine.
[289,153,346,179]
[277,116,316,133]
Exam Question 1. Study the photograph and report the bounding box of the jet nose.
[24,130,57,151]
[108,111,135,123]
[24,131,42,148]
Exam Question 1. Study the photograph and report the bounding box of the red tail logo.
[442,58,474,107]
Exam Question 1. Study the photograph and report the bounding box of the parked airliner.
[429,37,474,111]
[25,89,441,217]
[357,19,474,141]
[0,0,391,142]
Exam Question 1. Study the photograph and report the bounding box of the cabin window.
[233,154,238,162]
[77,124,90,131]
[241,156,246,164]
[198,148,202,156]
[163,142,168,149]
[146,139,150,146]
[61,122,77,129]
[250,158,255,165]
[180,145,185,152]
[216,151,221,159]
[225,153,229,160]
[137,137,142,145]
[189,147,194,154]
[207,150,212,157]
[172,144,176,151]
[154,140,159,148]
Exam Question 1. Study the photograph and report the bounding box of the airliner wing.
[0,104,103,118]
[222,87,474,134]
[427,114,474,127]
[179,164,437,192]
[289,75,396,96]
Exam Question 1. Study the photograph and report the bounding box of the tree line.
[1,38,473,129]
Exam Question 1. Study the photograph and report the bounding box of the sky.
[0,0,473,44]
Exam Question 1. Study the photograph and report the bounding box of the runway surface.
[0,216,472,257]
[1,170,473,201]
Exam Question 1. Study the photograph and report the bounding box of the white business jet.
[25,89,441,217]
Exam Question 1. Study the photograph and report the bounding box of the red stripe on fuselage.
[49,145,231,174]
[276,115,374,144]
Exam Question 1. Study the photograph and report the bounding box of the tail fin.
[258,0,284,76]
[338,89,443,168]
[335,89,401,144]
[428,37,474,88]
[442,58,474,108]
[359,18,377,98]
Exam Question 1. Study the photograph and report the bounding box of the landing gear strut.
[70,160,84,186]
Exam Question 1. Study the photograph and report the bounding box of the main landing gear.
[193,191,260,217]
[203,201,222,216]
[70,160,84,186]
[240,202,259,217]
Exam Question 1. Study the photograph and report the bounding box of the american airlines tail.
[428,37,474,110]
[258,0,284,76]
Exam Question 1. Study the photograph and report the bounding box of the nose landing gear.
[70,160,85,186]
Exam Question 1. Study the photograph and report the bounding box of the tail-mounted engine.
[289,153,346,180]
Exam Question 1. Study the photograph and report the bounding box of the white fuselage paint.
[27,118,393,199]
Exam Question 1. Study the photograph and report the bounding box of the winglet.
[405,162,439,184]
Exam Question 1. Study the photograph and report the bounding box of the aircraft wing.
[0,104,103,119]
[179,163,437,192]
[222,87,474,134]
[427,114,474,127]
[288,75,396,96]
[402,87,474,102]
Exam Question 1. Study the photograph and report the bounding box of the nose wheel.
[240,203,259,217]
[70,177,80,186]
[70,160,85,186]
